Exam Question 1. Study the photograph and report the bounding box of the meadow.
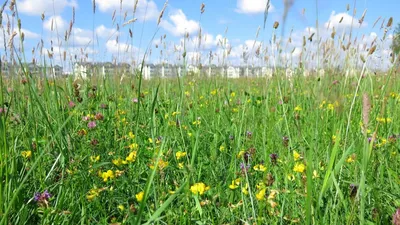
[1,71,400,224]
[1,0,400,224]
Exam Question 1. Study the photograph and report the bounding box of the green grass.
[1,72,400,224]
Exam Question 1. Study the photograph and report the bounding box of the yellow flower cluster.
[229,178,241,190]
[190,182,210,195]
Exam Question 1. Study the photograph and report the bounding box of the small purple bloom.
[393,208,400,225]
[88,121,97,129]
[68,101,75,108]
[82,116,90,121]
[270,153,278,165]
[33,190,52,207]
[240,162,250,173]
[132,98,138,103]
[246,131,252,138]
[100,103,108,109]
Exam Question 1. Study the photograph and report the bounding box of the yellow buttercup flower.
[294,106,302,111]
[175,151,187,160]
[118,205,125,211]
[293,163,306,173]
[229,178,241,190]
[126,151,137,162]
[90,155,100,162]
[242,183,249,195]
[21,150,32,159]
[253,164,267,172]
[190,182,210,195]
[256,188,266,201]
[101,170,115,182]
[136,191,144,202]
[293,150,301,161]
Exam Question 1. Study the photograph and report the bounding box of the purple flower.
[100,103,108,109]
[33,190,52,207]
[246,131,252,138]
[68,101,75,108]
[270,153,278,165]
[88,121,97,129]
[240,162,250,173]
[132,98,138,103]
[393,208,400,225]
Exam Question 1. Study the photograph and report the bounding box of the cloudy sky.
[2,0,399,70]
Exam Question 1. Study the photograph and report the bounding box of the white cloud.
[19,0,77,16]
[95,25,118,39]
[106,39,136,54]
[43,15,68,32]
[160,9,200,37]
[324,11,367,30]
[13,28,40,39]
[236,0,274,14]
[96,0,158,21]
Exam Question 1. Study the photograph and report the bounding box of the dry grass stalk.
[387,17,393,27]
[273,21,279,29]
[200,3,205,14]
[158,1,168,25]
[362,93,371,134]
[123,18,137,27]
[368,45,376,55]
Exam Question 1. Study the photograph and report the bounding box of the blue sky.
[2,0,399,70]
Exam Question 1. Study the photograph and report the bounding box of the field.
[1,72,400,224]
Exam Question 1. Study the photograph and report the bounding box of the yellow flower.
[294,106,302,111]
[230,92,236,97]
[86,188,105,201]
[346,154,355,163]
[113,158,124,166]
[136,191,144,202]
[148,138,153,143]
[172,111,180,116]
[210,89,217,95]
[129,143,138,150]
[219,145,226,152]
[185,91,190,97]
[175,151,187,160]
[149,159,169,170]
[126,151,137,162]
[118,204,125,211]
[242,183,249,195]
[293,163,306,173]
[128,132,135,139]
[253,164,267,172]
[237,150,245,159]
[21,150,32,159]
[293,150,301,161]
[327,103,334,111]
[101,170,115,182]
[192,120,201,126]
[229,178,241,190]
[256,188,266,201]
[178,162,184,169]
[190,182,210,195]
[287,174,295,181]
[90,155,100,162]
[268,189,279,200]
[312,170,319,179]
[187,132,193,137]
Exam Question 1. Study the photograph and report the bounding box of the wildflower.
[253,164,267,172]
[293,163,306,173]
[90,155,100,162]
[294,105,302,111]
[113,158,125,166]
[68,101,75,108]
[376,117,392,123]
[118,205,125,211]
[192,120,201,126]
[94,113,104,120]
[87,188,101,201]
[178,162,184,169]
[246,131,253,138]
[34,190,52,207]
[210,89,217,95]
[21,150,32,159]
[346,154,356,163]
[242,183,249,195]
[128,132,135,139]
[126,151,137,162]
[240,162,250,173]
[129,143,138,150]
[149,159,168,170]
[229,178,241,190]
[190,182,210,195]
[88,121,97,129]
[132,98,138,103]
[77,129,88,136]
[100,103,108,109]
[270,153,278,165]
[293,150,301,161]
[256,188,266,201]
[175,151,187,160]
[172,111,180,116]
[287,174,295,181]
[136,191,144,202]
[231,92,236,97]
[237,150,246,158]
[219,145,226,152]
[101,170,115,182]
[148,138,153,143]
[393,208,400,225]
[327,103,335,111]
[312,170,319,179]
